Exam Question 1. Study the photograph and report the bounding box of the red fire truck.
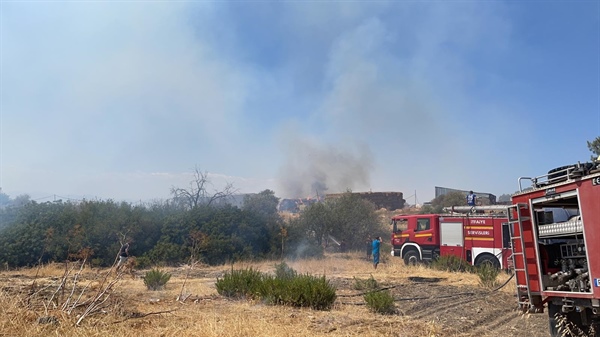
[510,162,599,336]
[390,207,512,269]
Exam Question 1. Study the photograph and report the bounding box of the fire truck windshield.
[392,219,408,233]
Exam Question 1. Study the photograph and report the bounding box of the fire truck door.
[440,222,463,259]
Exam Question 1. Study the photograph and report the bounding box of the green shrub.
[364,290,396,314]
[90,258,103,268]
[216,267,337,310]
[135,256,152,269]
[215,267,264,299]
[143,268,172,291]
[430,255,473,273]
[353,275,378,290]
[476,263,500,288]
[274,261,297,280]
[259,273,337,310]
[284,274,337,310]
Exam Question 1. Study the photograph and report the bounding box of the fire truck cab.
[390,210,512,269]
[511,162,600,336]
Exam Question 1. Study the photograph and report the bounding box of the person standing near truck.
[467,191,477,207]
[372,237,382,269]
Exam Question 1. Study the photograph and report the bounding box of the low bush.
[143,268,172,291]
[430,255,473,273]
[135,256,152,269]
[353,275,378,290]
[476,263,500,288]
[261,273,337,310]
[215,267,264,299]
[364,290,396,314]
[216,265,337,310]
[274,261,297,280]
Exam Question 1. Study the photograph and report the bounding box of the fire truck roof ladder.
[508,203,533,309]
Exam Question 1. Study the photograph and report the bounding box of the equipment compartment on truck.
[512,162,600,336]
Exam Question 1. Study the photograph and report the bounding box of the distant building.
[434,186,496,205]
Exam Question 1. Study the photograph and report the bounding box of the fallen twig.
[110,308,179,324]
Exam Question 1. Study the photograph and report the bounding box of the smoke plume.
[277,136,373,198]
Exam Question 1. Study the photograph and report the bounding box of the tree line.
[3,136,599,269]
[0,189,383,269]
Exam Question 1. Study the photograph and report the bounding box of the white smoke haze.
[276,133,373,199]
[3,2,593,203]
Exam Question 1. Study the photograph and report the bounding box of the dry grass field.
[0,252,550,337]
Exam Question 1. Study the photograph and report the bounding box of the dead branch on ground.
[110,308,179,324]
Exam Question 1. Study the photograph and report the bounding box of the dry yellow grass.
[0,253,530,337]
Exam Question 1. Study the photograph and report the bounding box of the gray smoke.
[277,137,373,198]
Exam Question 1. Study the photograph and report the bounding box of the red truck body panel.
[391,213,511,268]
[512,172,600,302]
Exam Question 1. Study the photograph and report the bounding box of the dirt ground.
[343,276,549,336]
[0,256,554,337]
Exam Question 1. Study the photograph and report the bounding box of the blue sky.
[1,1,599,204]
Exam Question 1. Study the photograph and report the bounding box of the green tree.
[242,190,283,256]
[327,192,380,250]
[242,190,279,221]
[419,204,443,214]
[298,202,332,247]
[587,136,600,160]
[11,194,31,207]
[438,191,467,207]
[0,190,30,209]
[289,192,380,254]
[0,199,165,267]
[284,217,324,259]
[197,204,269,264]
[0,190,19,231]
[421,191,468,214]
[0,188,291,268]
[0,189,9,206]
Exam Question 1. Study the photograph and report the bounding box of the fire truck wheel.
[565,309,592,336]
[403,250,420,266]
[474,254,500,269]
[547,304,595,336]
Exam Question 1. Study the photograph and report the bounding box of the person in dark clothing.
[116,242,130,270]
[366,236,372,260]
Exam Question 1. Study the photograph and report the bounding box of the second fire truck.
[390,207,512,269]
[509,162,599,336]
